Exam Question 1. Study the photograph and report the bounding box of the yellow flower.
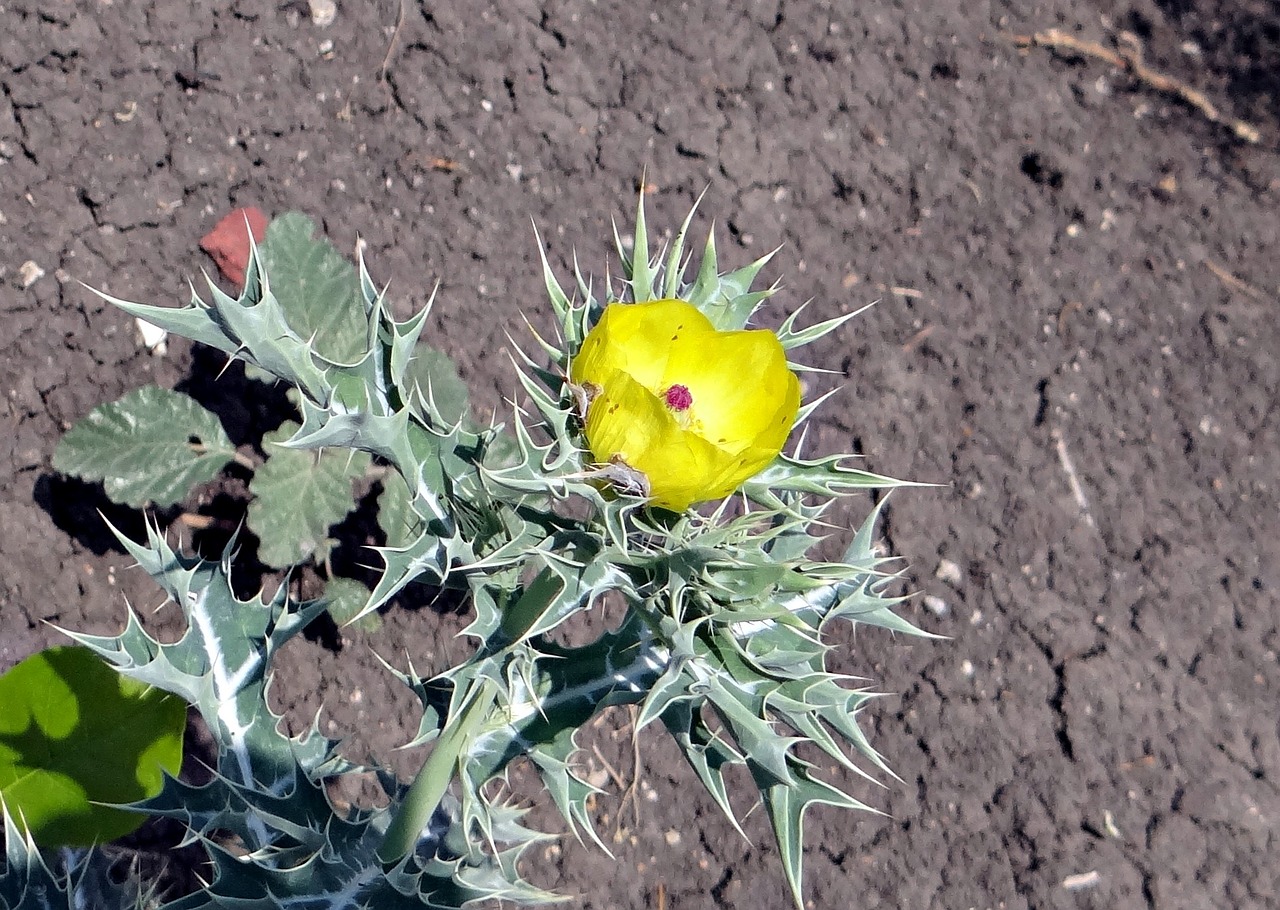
[570,299,801,511]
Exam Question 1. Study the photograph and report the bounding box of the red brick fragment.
[199,207,269,286]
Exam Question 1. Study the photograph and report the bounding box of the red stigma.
[664,384,693,412]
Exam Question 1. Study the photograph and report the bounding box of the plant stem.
[376,677,498,866]
[187,440,260,471]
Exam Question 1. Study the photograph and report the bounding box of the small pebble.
[1062,871,1101,891]
[960,659,975,678]
[310,0,336,27]
[135,317,168,355]
[935,559,963,586]
[664,830,681,846]
[18,260,44,288]
[923,595,950,618]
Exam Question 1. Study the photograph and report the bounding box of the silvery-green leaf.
[0,824,151,910]
[53,385,235,508]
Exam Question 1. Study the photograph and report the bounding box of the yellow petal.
[573,298,801,511]
[584,370,729,511]
[572,300,714,393]
[663,328,799,455]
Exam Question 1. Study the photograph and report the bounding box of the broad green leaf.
[320,576,381,632]
[53,385,235,508]
[247,421,371,568]
[0,645,185,847]
[376,468,421,550]
[404,344,469,426]
[259,212,367,364]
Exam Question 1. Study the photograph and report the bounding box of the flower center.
[664,384,693,412]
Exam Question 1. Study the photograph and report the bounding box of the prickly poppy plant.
[1,197,932,910]
[571,298,801,510]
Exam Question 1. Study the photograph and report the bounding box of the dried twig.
[175,513,239,533]
[900,324,935,352]
[379,0,407,84]
[1051,427,1097,531]
[614,706,644,829]
[589,742,627,793]
[1012,28,1262,144]
[1204,259,1267,301]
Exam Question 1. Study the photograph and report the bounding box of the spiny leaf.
[616,195,656,304]
[743,453,922,508]
[0,822,151,910]
[776,299,875,351]
[53,385,236,508]
[96,262,331,403]
[660,700,748,839]
[761,766,875,909]
[660,189,705,300]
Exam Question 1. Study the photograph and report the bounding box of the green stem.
[377,677,498,866]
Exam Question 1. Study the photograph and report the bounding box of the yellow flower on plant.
[570,299,801,511]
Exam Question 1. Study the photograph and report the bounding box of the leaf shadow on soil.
[175,345,297,448]
[34,343,467,656]
[32,474,176,557]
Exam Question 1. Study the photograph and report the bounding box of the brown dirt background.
[2,1,1278,908]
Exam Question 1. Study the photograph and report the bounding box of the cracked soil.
[1,1,1278,908]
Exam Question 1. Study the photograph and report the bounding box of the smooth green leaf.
[247,421,371,568]
[53,385,235,508]
[259,212,367,364]
[0,645,185,847]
